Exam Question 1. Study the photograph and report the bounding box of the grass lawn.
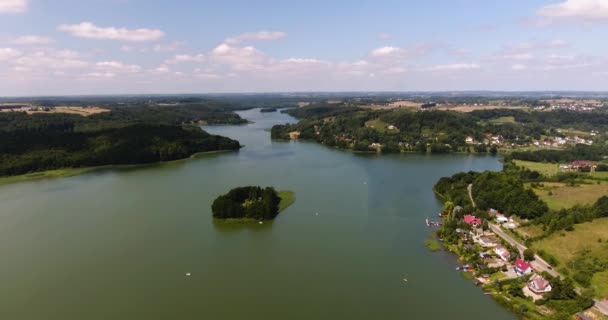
[489,272,507,281]
[592,270,608,299]
[532,181,608,210]
[533,217,608,271]
[489,116,516,124]
[278,190,296,212]
[590,171,608,179]
[518,224,545,239]
[513,160,561,177]
[365,119,399,133]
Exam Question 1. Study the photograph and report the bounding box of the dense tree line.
[0,124,240,176]
[510,144,608,163]
[0,99,251,177]
[434,171,548,219]
[211,186,281,220]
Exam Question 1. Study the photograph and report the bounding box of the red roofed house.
[569,160,597,172]
[514,259,533,275]
[494,246,511,262]
[463,215,482,227]
[528,274,552,294]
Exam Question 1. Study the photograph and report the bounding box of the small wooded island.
[211,186,295,221]
[260,107,278,113]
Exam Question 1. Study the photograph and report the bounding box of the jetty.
[425,218,442,227]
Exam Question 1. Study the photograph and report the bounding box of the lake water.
[0,109,515,320]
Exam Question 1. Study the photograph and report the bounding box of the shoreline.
[0,149,237,186]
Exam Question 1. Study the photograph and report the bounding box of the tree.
[523,249,535,261]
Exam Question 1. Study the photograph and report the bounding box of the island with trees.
[211,186,295,221]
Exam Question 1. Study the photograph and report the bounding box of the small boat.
[186,272,191,276]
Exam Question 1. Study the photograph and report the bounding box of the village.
[429,206,608,320]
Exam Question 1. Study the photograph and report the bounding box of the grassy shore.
[277,190,296,212]
[424,239,442,252]
[513,160,561,177]
[0,149,236,186]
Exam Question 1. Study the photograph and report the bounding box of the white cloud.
[371,46,402,57]
[429,63,481,71]
[166,53,205,64]
[95,61,141,73]
[0,0,27,13]
[154,65,170,73]
[12,35,53,45]
[153,42,183,52]
[13,50,88,69]
[225,31,287,44]
[511,64,528,71]
[210,43,267,71]
[58,22,164,41]
[0,47,21,60]
[538,0,608,21]
[84,72,116,78]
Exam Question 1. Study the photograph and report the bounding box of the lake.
[0,109,515,320]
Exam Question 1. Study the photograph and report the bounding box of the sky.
[1,0,608,96]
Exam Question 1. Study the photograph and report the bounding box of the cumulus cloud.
[166,53,206,64]
[429,63,481,71]
[538,0,608,21]
[95,61,141,73]
[225,31,287,44]
[11,49,88,69]
[58,22,164,41]
[370,44,432,60]
[0,0,27,13]
[0,47,21,60]
[210,43,267,71]
[11,35,53,45]
[153,42,184,52]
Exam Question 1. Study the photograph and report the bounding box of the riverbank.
[0,149,237,186]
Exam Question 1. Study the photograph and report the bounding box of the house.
[478,236,500,248]
[465,136,475,144]
[494,246,511,262]
[596,299,608,316]
[463,215,482,227]
[514,259,533,275]
[496,214,509,223]
[575,313,592,320]
[488,208,500,217]
[570,160,597,171]
[528,274,552,294]
[387,125,397,130]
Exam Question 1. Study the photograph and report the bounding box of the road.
[469,184,559,278]
[488,223,559,278]
[471,184,600,310]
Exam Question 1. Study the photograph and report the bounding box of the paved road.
[488,223,559,278]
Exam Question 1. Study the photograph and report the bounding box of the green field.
[278,190,296,212]
[365,119,399,133]
[513,160,561,177]
[489,116,516,124]
[592,270,608,299]
[533,218,608,296]
[532,181,608,210]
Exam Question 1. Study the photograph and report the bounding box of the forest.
[211,186,281,220]
[0,100,244,177]
[433,170,548,219]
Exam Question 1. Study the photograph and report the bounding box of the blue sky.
[1,0,608,95]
